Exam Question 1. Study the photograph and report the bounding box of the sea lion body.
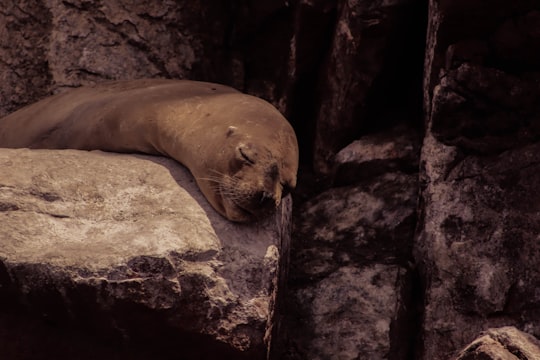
[0,79,299,222]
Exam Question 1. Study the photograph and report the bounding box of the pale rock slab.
[0,148,291,359]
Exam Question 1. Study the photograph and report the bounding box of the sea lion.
[0,79,299,222]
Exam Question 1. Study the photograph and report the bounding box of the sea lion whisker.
[197,176,225,184]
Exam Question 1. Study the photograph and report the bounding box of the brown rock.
[454,327,540,360]
[0,1,52,115]
[418,1,540,357]
[312,0,426,174]
[0,0,299,118]
[416,136,540,358]
[332,126,420,186]
[424,1,540,154]
[0,149,291,359]
[291,264,410,360]
[430,63,540,153]
[279,167,418,359]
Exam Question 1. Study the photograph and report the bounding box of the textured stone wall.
[417,1,540,358]
[2,0,540,359]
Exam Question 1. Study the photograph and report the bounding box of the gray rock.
[416,135,540,358]
[0,0,295,117]
[0,148,291,359]
[280,169,418,359]
[454,327,540,360]
[333,126,420,186]
[294,172,418,271]
[294,264,409,360]
[419,1,540,358]
[312,0,426,174]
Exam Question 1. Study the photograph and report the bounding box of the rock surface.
[0,0,294,116]
[454,327,540,360]
[417,1,540,358]
[332,125,420,186]
[277,129,420,360]
[0,148,290,359]
[2,0,540,359]
[312,0,426,173]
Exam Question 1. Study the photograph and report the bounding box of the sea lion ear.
[226,126,237,137]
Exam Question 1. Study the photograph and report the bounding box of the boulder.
[0,148,291,359]
[454,327,540,360]
[289,264,410,360]
[277,128,420,359]
[332,126,420,186]
[312,0,426,174]
[0,0,295,116]
[417,0,540,357]
[415,135,540,359]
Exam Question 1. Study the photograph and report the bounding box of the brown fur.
[0,79,299,222]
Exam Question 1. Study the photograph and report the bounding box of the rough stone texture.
[454,327,540,360]
[333,125,420,186]
[0,1,53,115]
[0,0,295,116]
[290,265,408,360]
[312,0,426,173]
[416,136,540,359]
[0,148,290,359]
[6,0,540,359]
[417,1,540,358]
[277,129,420,360]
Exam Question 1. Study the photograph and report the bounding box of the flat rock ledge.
[0,148,291,360]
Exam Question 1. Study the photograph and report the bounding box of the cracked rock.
[0,148,291,359]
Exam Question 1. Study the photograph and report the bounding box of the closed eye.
[239,148,255,164]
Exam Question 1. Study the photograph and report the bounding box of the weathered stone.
[278,167,418,359]
[416,136,540,358]
[424,1,540,154]
[292,264,409,360]
[0,148,291,359]
[333,126,420,186]
[293,172,417,271]
[312,0,426,174]
[430,63,540,153]
[418,1,540,357]
[0,1,52,115]
[0,0,296,116]
[454,327,540,360]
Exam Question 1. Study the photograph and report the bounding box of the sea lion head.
[197,118,299,223]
